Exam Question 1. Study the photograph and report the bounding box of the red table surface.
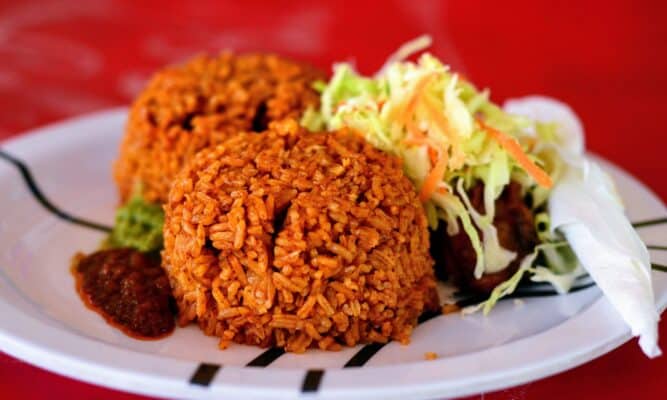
[0,1,665,399]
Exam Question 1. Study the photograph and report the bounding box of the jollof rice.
[114,53,324,203]
[162,119,438,352]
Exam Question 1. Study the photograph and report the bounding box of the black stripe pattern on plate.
[652,263,667,273]
[344,342,385,368]
[344,308,442,368]
[0,149,112,232]
[632,217,667,228]
[245,347,286,367]
[507,281,597,298]
[189,363,221,387]
[301,369,324,393]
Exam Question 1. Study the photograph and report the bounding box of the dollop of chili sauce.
[71,248,175,339]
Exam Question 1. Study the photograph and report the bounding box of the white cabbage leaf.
[505,96,661,358]
[549,161,661,357]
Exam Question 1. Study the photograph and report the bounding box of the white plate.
[0,108,665,400]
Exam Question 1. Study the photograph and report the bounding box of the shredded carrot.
[401,73,436,128]
[402,137,426,146]
[436,186,448,194]
[423,96,451,137]
[423,96,468,169]
[406,118,426,141]
[419,150,449,201]
[476,119,553,189]
[399,76,454,202]
[427,146,438,165]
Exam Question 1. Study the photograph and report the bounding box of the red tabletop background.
[0,1,665,399]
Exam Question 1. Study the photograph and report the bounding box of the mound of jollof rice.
[114,53,324,203]
[162,119,438,352]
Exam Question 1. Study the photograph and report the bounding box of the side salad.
[302,36,661,357]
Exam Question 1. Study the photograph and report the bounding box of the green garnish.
[105,195,164,253]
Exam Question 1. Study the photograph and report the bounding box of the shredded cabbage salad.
[304,38,661,357]
[302,35,583,310]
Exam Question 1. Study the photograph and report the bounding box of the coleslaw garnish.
[305,35,562,278]
[304,36,661,357]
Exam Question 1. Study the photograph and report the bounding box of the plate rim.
[0,108,665,400]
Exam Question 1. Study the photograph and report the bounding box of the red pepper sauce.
[71,248,175,340]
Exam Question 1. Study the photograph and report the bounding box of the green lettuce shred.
[476,249,539,315]
[465,240,581,314]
